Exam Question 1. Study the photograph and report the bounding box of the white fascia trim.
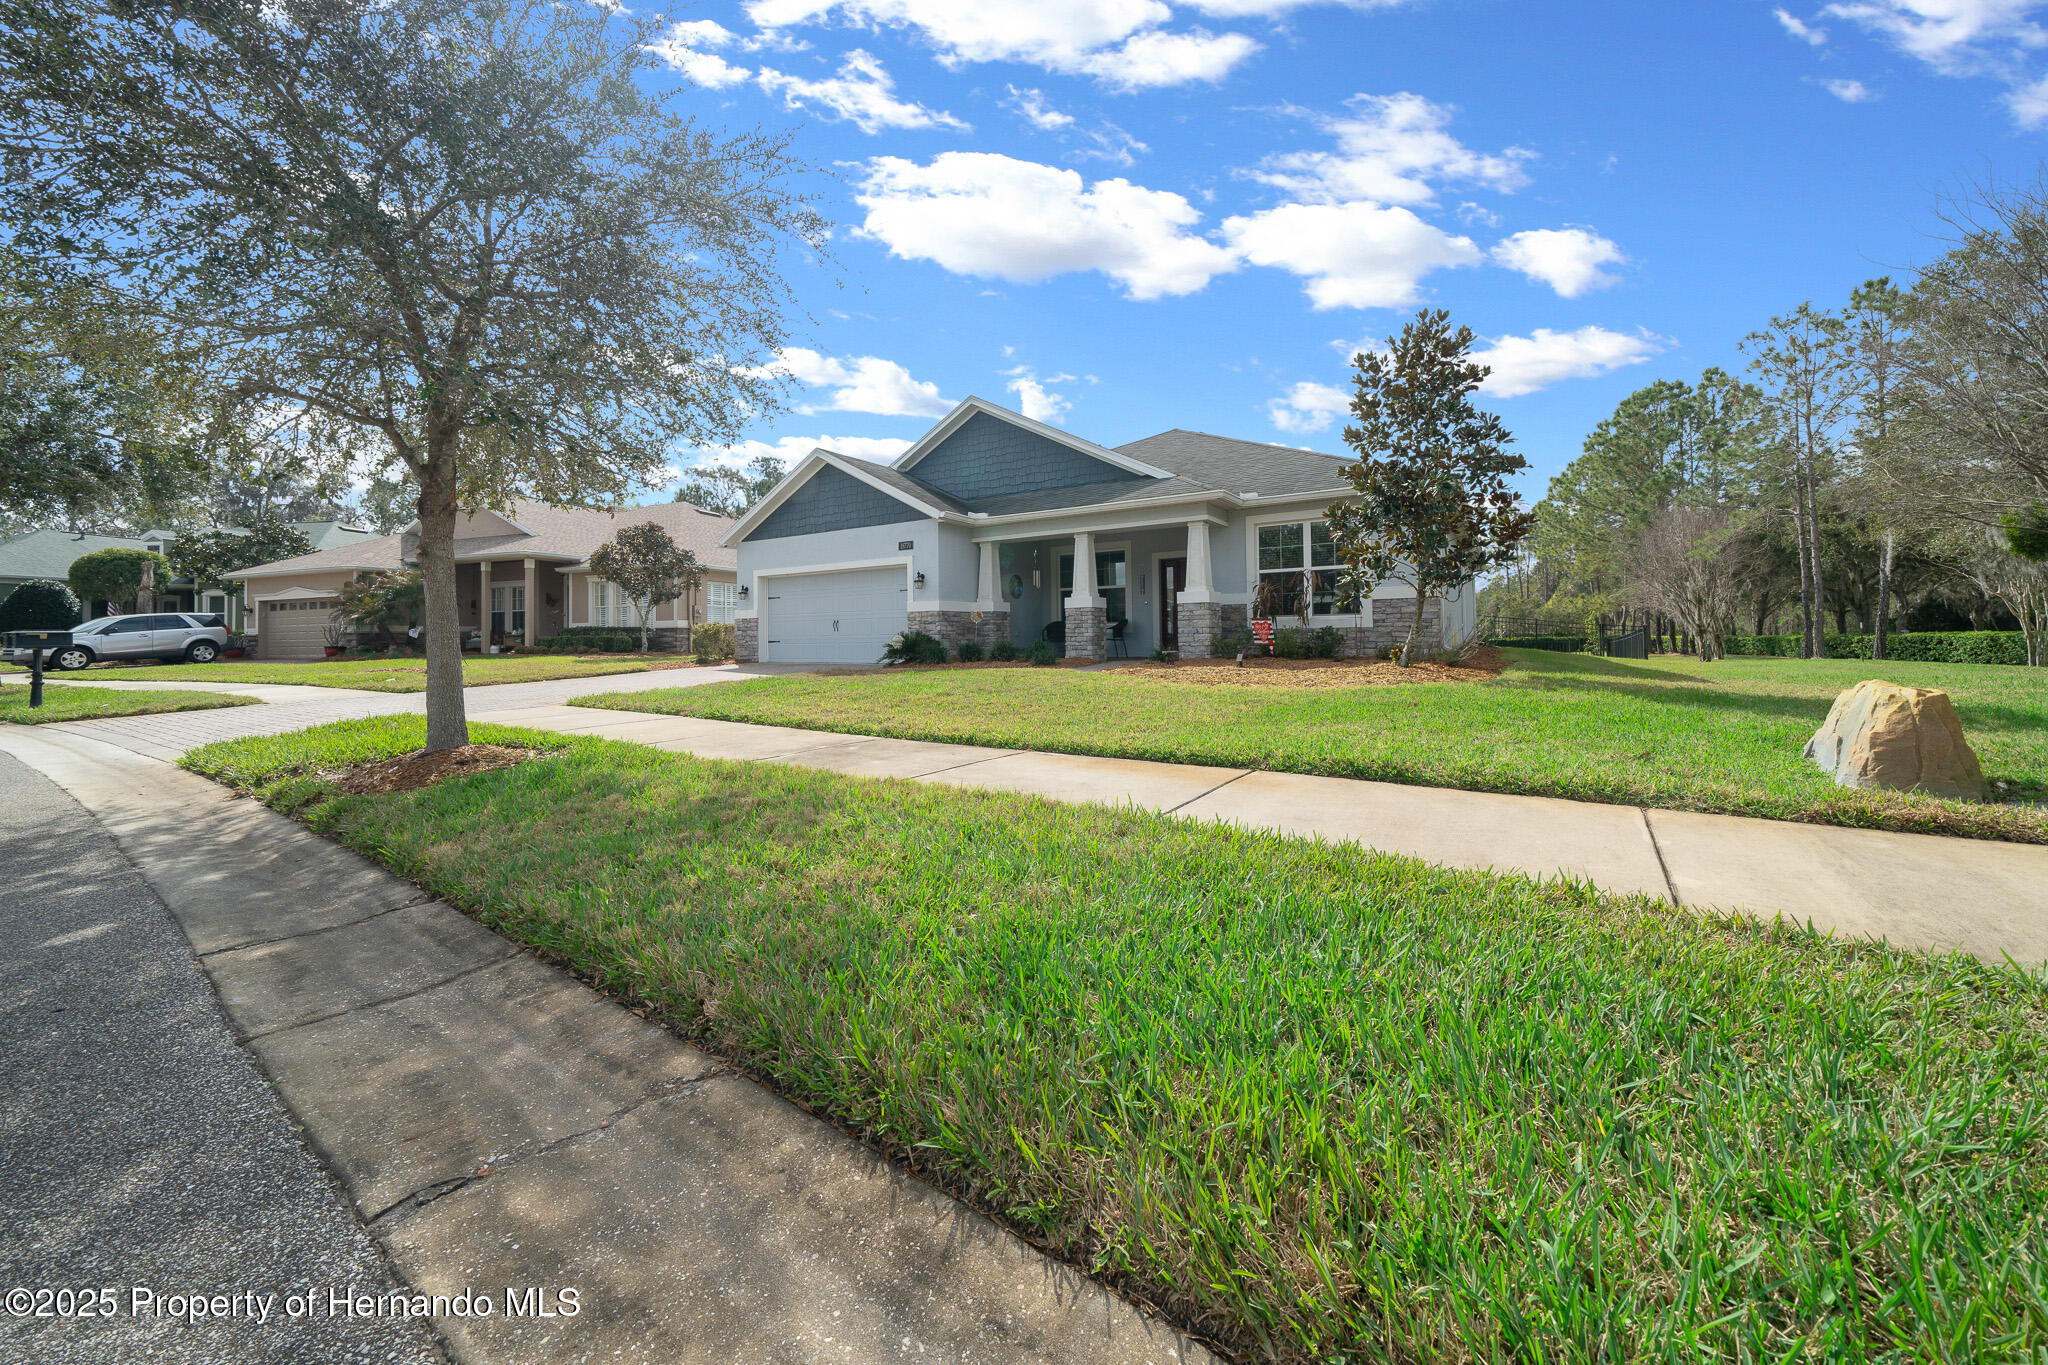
[754,555,913,580]
[249,585,349,603]
[891,395,1173,482]
[718,449,957,549]
[971,498,1232,541]
[229,563,386,580]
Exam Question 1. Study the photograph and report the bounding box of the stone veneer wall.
[736,616,759,663]
[907,609,1008,656]
[1179,601,1221,659]
[1065,605,1107,661]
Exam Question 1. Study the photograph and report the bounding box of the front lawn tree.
[1325,310,1537,666]
[67,547,170,617]
[588,522,703,653]
[2,0,823,751]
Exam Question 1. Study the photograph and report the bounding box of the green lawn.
[84,654,658,692]
[578,649,2048,843]
[185,716,2048,1362]
[0,684,257,724]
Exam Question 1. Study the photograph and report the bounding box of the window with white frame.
[1058,549,1128,625]
[593,579,614,627]
[1256,519,1342,618]
[707,580,738,623]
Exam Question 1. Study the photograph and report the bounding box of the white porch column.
[1068,531,1100,607]
[974,540,1000,611]
[1183,519,1214,599]
[523,557,537,646]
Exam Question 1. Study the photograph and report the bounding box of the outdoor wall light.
[913,571,927,588]
[738,584,750,599]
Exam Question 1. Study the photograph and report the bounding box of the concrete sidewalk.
[0,751,438,1365]
[0,723,1212,1365]
[473,702,2048,967]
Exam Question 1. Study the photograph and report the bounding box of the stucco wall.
[737,520,940,606]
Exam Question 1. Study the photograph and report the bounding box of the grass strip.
[577,649,2048,842]
[185,716,2048,1362]
[0,685,257,724]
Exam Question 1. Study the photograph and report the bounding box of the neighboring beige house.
[227,501,740,660]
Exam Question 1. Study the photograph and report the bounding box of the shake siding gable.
[909,411,1145,506]
[745,465,926,542]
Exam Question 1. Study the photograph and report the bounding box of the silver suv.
[8,614,232,669]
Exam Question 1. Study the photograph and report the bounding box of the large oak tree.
[2,0,824,749]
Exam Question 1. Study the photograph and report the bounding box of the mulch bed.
[329,744,543,796]
[1102,645,1509,689]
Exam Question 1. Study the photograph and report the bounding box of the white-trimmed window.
[490,583,526,637]
[707,580,738,623]
[593,580,616,627]
[1257,519,1342,617]
[1058,549,1128,624]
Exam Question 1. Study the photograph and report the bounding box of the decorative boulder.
[1803,680,1989,801]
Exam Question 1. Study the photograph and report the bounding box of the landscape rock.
[1803,680,1989,801]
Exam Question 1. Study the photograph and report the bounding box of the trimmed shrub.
[1273,626,1310,659]
[1490,634,1588,653]
[1214,630,1255,657]
[1027,639,1058,667]
[956,639,985,663]
[0,579,84,632]
[881,629,947,666]
[693,621,735,663]
[1723,631,2029,665]
[1312,625,1343,659]
[989,640,1018,662]
[68,547,170,613]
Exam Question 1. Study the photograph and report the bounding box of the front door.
[1158,557,1186,650]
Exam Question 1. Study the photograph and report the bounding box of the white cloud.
[1004,87,1150,166]
[1004,365,1075,422]
[1491,227,1626,298]
[1822,75,1878,99]
[764,348,954,417]
[855,152,1239,300]
[650,19,753,88]
[1078,28,1261,89]
[1821,0,2044,72]
[1222,201,1480,309]
[1472,327,1664,398]
[1005,86,1075,131]
[1246,92,1533,207]
[1775,8,1830,43]
[2008,69,2048,119]
[1267,380,1349,434]
[679,434,916,474]
[755,50,966,132]
[744,0,1260,87]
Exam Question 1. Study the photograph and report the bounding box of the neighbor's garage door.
[761,566,908,664]
[259,599,341,660]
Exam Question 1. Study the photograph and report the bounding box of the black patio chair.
[1107,618,1129,658]
[1042,619,1066,646]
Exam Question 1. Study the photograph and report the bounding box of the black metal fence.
[1603,627,1649,659]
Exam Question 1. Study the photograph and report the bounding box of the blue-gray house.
[721,397,1478,665]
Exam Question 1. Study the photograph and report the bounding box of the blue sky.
[641,0,2048,504]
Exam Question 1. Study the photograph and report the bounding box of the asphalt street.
[0,751,441,1364]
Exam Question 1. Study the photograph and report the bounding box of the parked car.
[2,613,231,669]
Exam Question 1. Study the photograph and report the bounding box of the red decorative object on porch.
[1250,619,1275,653]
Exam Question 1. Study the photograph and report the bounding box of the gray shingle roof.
[0,530,153,583]
[837,428,1352,519]
[847,459,973,516]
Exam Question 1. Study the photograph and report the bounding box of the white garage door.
[761,566,908,664]
[259,599,341,661]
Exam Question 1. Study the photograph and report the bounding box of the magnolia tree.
[2,0,823,751]
[588,523,703,653]
[172,520,313,614]
[1324,311,1536,665]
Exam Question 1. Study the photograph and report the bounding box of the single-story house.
[0,521,373,624]
[723,396,1476,664]
[227,500,739,660]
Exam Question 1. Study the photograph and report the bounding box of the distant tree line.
[1483,178,2048,666]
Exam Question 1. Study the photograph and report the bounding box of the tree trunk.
[1397,593,1429,666]
[416,451,469,754]
[1872,531,1894,662]
[1790,492,1815,657]
[1801,457,1827,658]
[638,602,651,654]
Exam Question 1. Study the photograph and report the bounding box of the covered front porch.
[966,517,1236,662]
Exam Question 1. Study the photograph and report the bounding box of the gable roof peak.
[891,395,1173,481]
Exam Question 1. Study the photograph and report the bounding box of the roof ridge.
[1129,428,1349,460]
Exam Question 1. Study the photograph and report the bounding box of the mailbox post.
[4,631,72,710]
